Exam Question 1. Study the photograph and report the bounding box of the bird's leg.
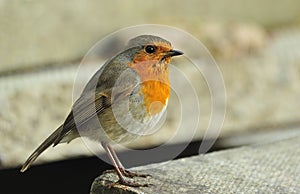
[107,144,151,178]
[101,143,149,187]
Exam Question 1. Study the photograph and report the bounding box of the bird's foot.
[103,168,151,178]
[122,169,151,178]
[107,179,150,188]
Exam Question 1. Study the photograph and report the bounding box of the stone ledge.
[91,135,300,194]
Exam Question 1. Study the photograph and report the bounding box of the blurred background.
[1,0,300,193]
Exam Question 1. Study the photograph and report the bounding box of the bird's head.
[125,35,183,81]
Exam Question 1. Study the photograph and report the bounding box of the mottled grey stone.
[91,136,300,194]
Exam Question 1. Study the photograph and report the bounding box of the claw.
[103,168,151,178]
[122,169,151,178]
[107,179,150,188]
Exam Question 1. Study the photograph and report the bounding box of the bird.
[20,35,183,187]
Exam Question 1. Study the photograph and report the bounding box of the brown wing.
[53,90,111,145]
[53,84,137,145]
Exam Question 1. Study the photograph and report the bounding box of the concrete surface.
[91,135,300,194]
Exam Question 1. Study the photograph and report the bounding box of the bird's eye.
[145,45,156,54]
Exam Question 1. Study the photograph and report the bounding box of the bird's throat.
[128,62,170,115]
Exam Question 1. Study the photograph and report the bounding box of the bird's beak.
[166,49,184,57]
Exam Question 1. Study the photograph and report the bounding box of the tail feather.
[20,125,63,172]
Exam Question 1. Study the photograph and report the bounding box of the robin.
[21,35,183,187]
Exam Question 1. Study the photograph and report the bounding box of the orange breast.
[128,61,170,115]
[141,80,170,115]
